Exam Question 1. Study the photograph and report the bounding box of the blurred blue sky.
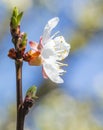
[65,34,103,100]
[0,0,103,110]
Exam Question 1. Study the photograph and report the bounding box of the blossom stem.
[15,59,25,130]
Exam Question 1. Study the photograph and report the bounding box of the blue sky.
[64,34,103,100]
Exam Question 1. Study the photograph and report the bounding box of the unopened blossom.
[28,17,70,83]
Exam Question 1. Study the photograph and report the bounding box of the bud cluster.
[8,7,27,59]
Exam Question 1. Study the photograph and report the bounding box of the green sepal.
[26,86,37,99]
[17,12,23,25]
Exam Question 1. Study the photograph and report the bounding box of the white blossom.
[29,17,70,83]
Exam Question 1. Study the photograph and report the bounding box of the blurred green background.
[0,0,103,130]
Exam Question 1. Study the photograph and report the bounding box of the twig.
[15,59,25,130]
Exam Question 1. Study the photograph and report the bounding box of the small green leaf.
[11,7,23,28]
[22,33,27,40]
[17,12,23,25]
[21,33,27,46]
[26,86,37,99]
[21,41,27,46]
[11,16,17,28]
[12,7,18,17]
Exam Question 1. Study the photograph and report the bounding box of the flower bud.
[23,86,38,115]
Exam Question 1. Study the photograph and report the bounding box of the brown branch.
[15,59,25,130]
[9,8,29,130]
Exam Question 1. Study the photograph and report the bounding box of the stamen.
[57,61,68,66]
[56,50,65,53]
[51,31,60,39]
[59,70,66,75]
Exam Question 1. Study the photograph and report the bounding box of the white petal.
[54,36,70,60]
[42,47,55,59]
[42,17,59,44]
[41,40,56,59]
[43,61,64,83]
[47,17,59,30]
